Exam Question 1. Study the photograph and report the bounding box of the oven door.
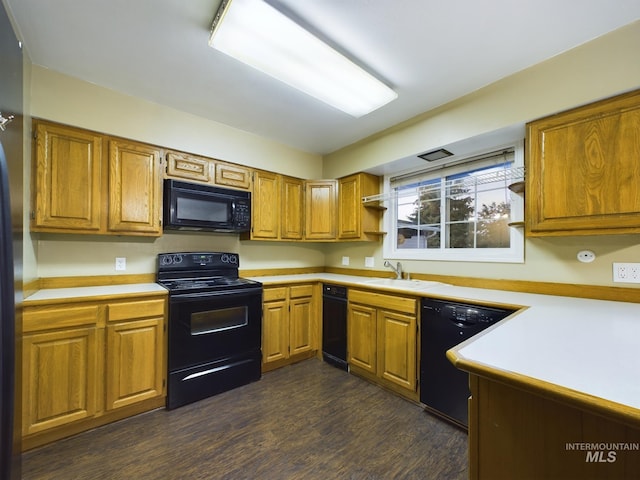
[168,287,262,372]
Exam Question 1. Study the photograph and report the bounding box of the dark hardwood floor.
[22,359,468,479]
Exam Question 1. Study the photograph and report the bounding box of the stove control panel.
[157,252,239,270]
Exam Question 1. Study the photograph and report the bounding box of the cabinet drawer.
[289,284,314,298]
[349,289,416,315]
[263,287,287,302]
[107,299,165,322]
[24,304,100,332]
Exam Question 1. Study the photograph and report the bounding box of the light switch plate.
[115,257,127,271]
[342,256,350,266]
[364,256,375,268]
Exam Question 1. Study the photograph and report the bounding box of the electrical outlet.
[613,263,640,283]
[115,257,127,271]
[364,256,375,268]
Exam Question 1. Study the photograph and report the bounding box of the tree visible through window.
[395,163,514,251]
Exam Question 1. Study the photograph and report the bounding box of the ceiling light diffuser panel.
[209,0,397,117]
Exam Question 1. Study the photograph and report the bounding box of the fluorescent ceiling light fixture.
[209,0,397,117]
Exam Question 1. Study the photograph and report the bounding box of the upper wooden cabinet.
[32,122,103,232]
[281,176,304,240]
[165,150,252,190]
[338,172,382,241]
[108,140,162,235]
[305,180,337,241]
[526,89,640,236]
[243,171,304,241]
[249,170,281,239]
[31,120,163,237]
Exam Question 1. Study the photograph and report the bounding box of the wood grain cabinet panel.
[165,151,211,183]
[215,162,251,190]
[250,170,281,239]
[105,318,164,410]
[338,172,382,241]
[527,88,640,236]
[23,326,98,436]
[108,140,162,235]
[281,176,304,240]
[305,180,337,240]
[262,284,317,372]
[32,121,103,232]
[348,289,418,401]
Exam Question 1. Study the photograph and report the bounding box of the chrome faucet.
[384,260,403,279]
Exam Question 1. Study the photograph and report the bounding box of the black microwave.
[163,179,251,233]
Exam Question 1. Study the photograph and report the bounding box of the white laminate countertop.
[25,283,168,303]
[251,273,640,415]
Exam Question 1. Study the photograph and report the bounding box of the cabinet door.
[108,140,162,235]
[527,89,640,236]
[338,174,360,239]
[338,173,382,240]
[33,122,103,232]
[252,171,281,239]
[378,309,417,392]
[262,299,289,363]
[215,162,251,190]
[281,176,304,240]
[347,303,377,374]
[23,327,98,435]
[289,296,314,356]
[305,180,337,240]
[105,318,165,410]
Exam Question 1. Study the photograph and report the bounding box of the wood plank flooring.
[22,359,468,479]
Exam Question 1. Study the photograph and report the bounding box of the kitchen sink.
[362,278,445,290]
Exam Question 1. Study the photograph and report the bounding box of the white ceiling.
[5,0,640,155]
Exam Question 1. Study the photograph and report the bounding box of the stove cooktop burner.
[160,277,258,292]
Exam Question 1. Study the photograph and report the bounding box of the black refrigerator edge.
[0,1,24,478]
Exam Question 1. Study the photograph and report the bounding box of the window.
[383,144,524,263]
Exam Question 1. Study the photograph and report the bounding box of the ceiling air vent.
[418,148,453,162]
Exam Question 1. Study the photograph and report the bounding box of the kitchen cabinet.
[338,172,383,241]
[348,289,418,401]
[22,304,100,437]
[32,121,103,232]
[105,299,165,411]
[250,170,281,239]
[526,88,640,236]
[468,374,640,479]
[165,150,252,189]
[22,294,167,450]
[262,284,318,372]
[305,180,337,241]
[281,176,304,240]
[108,139,162,235]
[243,171,304,241]
[31,120,163,237]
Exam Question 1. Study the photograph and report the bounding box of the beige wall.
[26,22,640,286]
[322,21,640,288]
[28,67,325,277]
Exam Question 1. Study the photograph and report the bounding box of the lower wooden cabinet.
[348,289,418,401]
[262,284,318,372]
[22,294,167,450]
[468,374,640,479]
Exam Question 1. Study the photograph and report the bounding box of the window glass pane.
[396,179,440,249]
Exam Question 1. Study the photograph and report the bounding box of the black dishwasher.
[420,298,515,429]
[322,284,348,371]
